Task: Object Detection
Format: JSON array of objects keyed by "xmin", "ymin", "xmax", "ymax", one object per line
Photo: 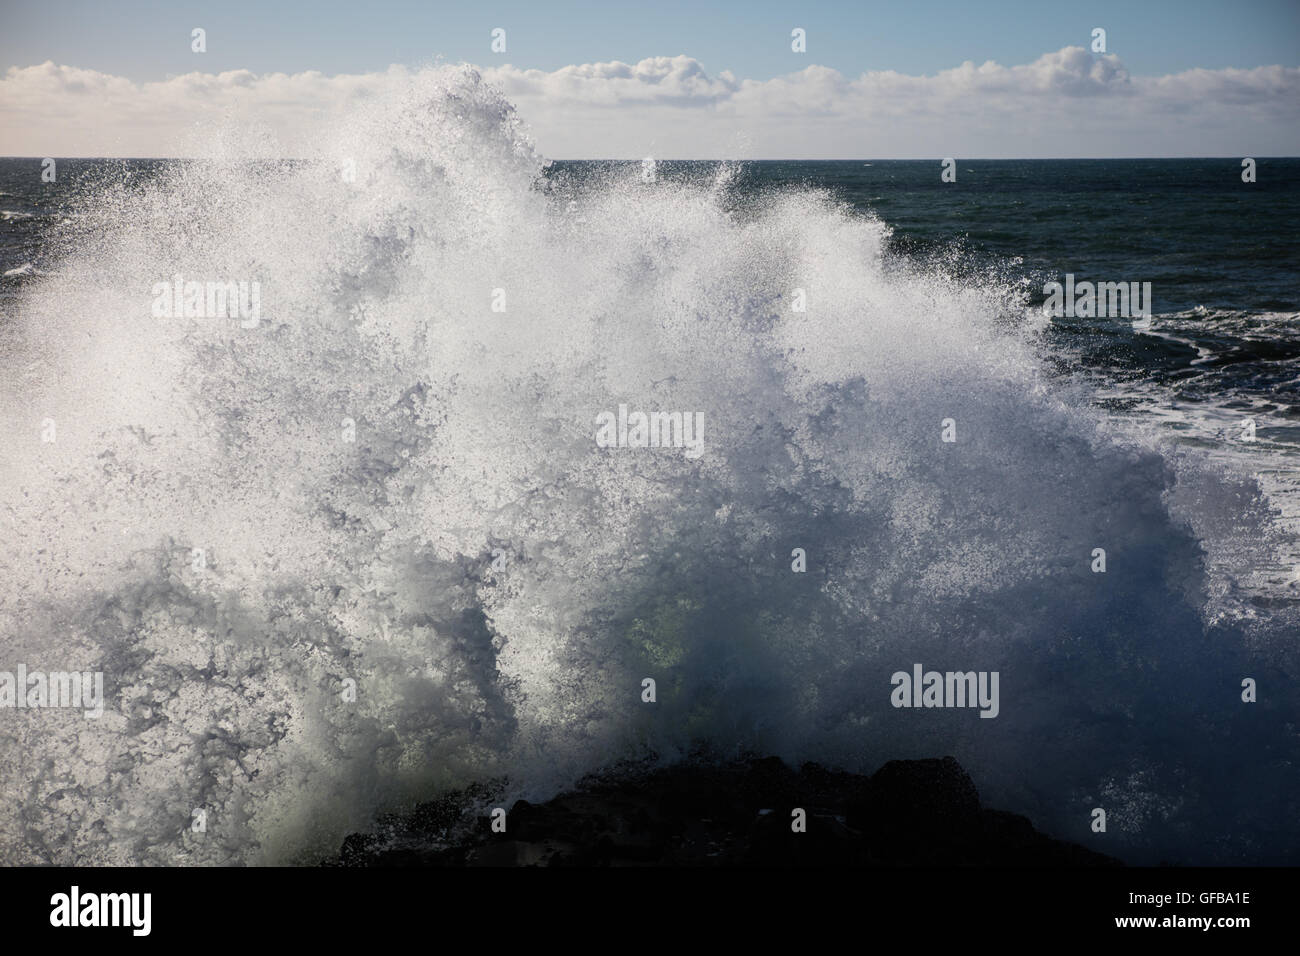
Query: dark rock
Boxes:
[
  {"xmin": 865, "ymin": 756, "xmax": 981, "ymax": 825},
  {"xmin": 329, "ymin": 755, "xmax": 1120, "ymax": 867}
]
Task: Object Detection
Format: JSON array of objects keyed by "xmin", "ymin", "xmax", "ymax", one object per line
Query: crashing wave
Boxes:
[{"xmin": 0, "ymin": 66, "xmax": 1296, "ymax": 866}]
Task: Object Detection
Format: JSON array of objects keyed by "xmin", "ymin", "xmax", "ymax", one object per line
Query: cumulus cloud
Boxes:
[{"xmin": 1, "ymin": 49, "xmax": 1297, "ymax": 158}]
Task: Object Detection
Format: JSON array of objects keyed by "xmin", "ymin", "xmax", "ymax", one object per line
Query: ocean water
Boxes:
[{"xmin": 0, "ymin": 66, "xmax": 1297, "ymax": 866}]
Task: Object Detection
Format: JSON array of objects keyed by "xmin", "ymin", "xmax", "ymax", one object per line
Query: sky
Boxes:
[{"xmin": 1, "ymin": 0, "xmax": 1298, "ymax": 158}]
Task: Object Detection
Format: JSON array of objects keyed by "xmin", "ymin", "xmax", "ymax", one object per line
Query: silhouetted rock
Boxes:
[{"xmin": 328, "ymin": 755, "xmax": 1120, "ymax": 867}]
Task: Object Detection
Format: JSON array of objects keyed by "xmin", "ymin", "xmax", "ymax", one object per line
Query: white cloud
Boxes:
[{"xmin": 1, "ymin": 49, "xmax": 1297, "ymax": 158}]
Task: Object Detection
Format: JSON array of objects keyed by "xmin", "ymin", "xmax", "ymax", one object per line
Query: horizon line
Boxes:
[{"xmin": 3, "ymin": 155, "xmax": 1298, "ymax": 162}]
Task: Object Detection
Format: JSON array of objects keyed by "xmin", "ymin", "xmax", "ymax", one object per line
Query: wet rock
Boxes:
[{"xmin": 331, "ymin": 755, "xmax": 1119, "ymax": 867}]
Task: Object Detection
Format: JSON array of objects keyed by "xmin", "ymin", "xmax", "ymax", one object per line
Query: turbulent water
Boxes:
[{"xmin": 1, "ymin": 66, "xmax": 1297, "ymax": 866}]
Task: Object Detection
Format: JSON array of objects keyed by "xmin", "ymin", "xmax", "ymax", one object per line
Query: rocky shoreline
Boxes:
[{"xmin": 331, "ymin": 755, "xmax": 1120, "ymax": 867}]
